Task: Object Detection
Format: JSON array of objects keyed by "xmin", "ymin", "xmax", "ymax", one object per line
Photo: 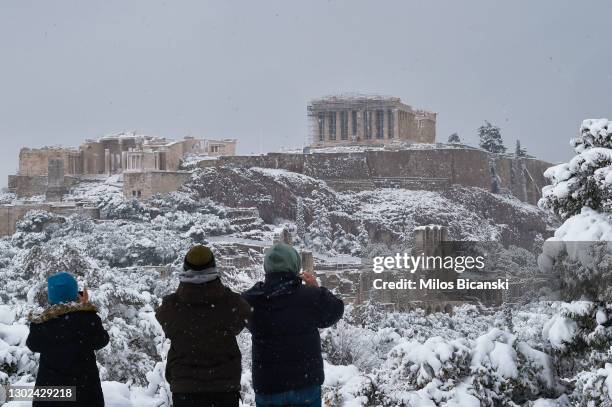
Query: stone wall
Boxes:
[
  {"xmin": 15, "ymin": 137, "xmax": 238, "ymax": 183},
  {"xmin": 0, "ymin": 203, "xmax": 100, "ymax": 236},
  {"xmin": 213, "ymin": 148, "xmax": 553, "ymax": 205},
  {"xmin": 8, "ymin": 175, "xmax": 79, "ymax": 198},
  {"xmin": 123, "ymin": 171, "xmax": 191, "ymax": 199},
  {"xmin": 18, "ymin": 148, "xmax": 81, "ymax": 176}
]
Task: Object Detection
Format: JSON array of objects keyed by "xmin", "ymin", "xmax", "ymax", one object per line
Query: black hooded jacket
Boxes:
[
  {"xmin": 155, "ymin": 279, "xmax": 251, "ymax": 394},
  {"xmin": 242, "ymin": 273, "xmax": 344, "ymax": 394},
  {"xmin": 26, "ymin": 302, "xmax": 110, "ymax": 407}
]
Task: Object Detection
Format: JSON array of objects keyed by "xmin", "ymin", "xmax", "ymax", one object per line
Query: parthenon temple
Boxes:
[{"xmin": 307, "ymin": 94, "xmax": 436, "ymax": 147}]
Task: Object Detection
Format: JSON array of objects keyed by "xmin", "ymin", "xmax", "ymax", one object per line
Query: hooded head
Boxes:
[
  {"xmin": 179, "ymin": 245, "xmax": 219, "ymax": 284},
  {"xmin": 47, "ymin": 272, "xmax": 79, "ymax": 305},
  {"xmin": 264, "ymin": 243, "xmax": 301, "ymax": 275}
]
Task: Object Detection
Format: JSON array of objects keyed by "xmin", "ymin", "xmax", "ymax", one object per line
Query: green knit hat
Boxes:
[
  {"xmin": 264, "ymin": 243, "xmax": 301, "ymax": 275},
  {"xmin": 184, "ymin": 245, "xmax": 216, "ymax": 271}
]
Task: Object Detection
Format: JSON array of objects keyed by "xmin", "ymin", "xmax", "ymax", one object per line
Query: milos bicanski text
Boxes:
[{"xmin": 371, "ymin": 253, "xmax": 509, "ymax": 291}]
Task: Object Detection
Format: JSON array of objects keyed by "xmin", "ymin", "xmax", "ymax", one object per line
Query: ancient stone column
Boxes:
[
  {"xmin": 328, "ymin": 111, "xmax": 336, "ymax": 141},
  {"xmin": 104, "ymin": 149, "xmax": 111, "ymax": 175},
  {"xmin": 121, "ymin": 151, "xmax": 127, "ymax": 171},
  {"xmin": 314, "ymin": 113, "xmax": 323, "ymax": 144},
  {"xmin": 371, "ymin": 110, "xmax": 379, "ymax": 140},
  {"xmin": 356, "ymin": 111, "xmax": 364, "ymax": 140},
  {"xmin": 383, "ymin": 109, "xmax": 389, "ymax": 139},
  {"xmin": 414, "ymin": 225, "xmax": 448, "ymax": 258},
  {"xmin": 321, "ymin": 112, "xmax": 329, "ymax": 144},
  {"xmin": 45, "ymin": 157, "xmax": 65, "ymax": 202},
  {"xmin": 336, "ymin": 111, "xmax": 342, "ymax": 142},
  {"xmin": 301, "ymin": 250, "xmax": 314, "ymax": 273},
  {"xmin": 393, "ymin": 109, "xmax": 400, "ymax": 140}
]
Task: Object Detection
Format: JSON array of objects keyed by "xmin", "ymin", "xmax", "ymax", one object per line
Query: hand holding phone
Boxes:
[
  {"xmin": 299, "ymin": 272, "xmax": 319, "ymax": 287},
  {"xmin": 78, "ymin": 287, "xmax": 89, "ymax": 304}
]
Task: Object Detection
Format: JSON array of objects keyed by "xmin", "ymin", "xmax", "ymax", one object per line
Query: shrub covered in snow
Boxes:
[{"xmin": 540, "ymin": 119, "xmax": 612, "ymax": 220}]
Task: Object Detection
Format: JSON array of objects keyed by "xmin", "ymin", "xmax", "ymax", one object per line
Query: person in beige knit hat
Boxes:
[{"xmin": 156, "ymin": 245, "xmax": 251, "ymax": 407}]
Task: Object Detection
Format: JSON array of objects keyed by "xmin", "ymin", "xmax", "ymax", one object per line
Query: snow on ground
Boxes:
[
  {"xmin": 0, "ymin": 162, "xmax": 609, "ymax": 405},
  {"xmin": 345, "ymin": 188, "xmax": 503, "ymax": 241},
  {"xmin": 538, "ymin": 207, "xmax": 612, "ymax": 273},
  {"xmin": 251, "ymin": 167, "xmax": 325, "ymax": 186},
  {"xmin": 550, "ymin": 207, "xmax": 612, "ymax": 242},
  {"xmin": 64, "ymin": 178, "xmax": 123, "ymax": 202}
]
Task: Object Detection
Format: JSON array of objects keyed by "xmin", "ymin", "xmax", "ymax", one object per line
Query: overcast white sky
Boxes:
[{"xmin": 1, "ymin": 0, "xmax": 612, "ymax": 187}]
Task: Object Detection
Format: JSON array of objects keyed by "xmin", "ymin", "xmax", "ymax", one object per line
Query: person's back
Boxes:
[
  {"xmin": 26, "ymin": 272, "xmax": 109, "ymax": 407},
  {"xmin": 156, "ymin": 245, "xmax": 251, "ymax": 407},
  {"xmin": 243, "ymin": 243, "xmax": 344, "ymax": 407}
]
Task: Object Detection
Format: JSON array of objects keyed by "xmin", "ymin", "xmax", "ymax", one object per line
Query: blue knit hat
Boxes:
[{"xmin": 47, "ymin": 272, "xmax": 78, "ymax": 305}]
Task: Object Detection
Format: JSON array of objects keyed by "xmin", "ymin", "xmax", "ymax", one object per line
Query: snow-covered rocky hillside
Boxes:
[{"xmin": 1, "ymin": 122, "xmax": 611, "ymax": 406}]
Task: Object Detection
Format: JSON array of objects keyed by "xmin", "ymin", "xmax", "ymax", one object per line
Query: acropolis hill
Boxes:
[{"xmin": 3, "ymin": 95, "xmax": 553, "ymax": 237}]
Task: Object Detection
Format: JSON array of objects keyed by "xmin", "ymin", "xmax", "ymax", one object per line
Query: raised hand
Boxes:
[{"xmin": 299, "ymin": 272, "xmax": 319, "ymax": 287}]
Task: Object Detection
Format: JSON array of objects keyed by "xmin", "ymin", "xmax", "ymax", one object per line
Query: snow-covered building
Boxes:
[{"xmin": 9, "ymin": 134, "xmax": 237, "ymax": 198}]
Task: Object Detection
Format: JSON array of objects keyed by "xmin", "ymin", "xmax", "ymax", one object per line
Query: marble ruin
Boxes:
[
  {"xmin": 9, "ymin": 134, "xmax": 237, "ymax": 199},
  {"xmin": 3, "ymin": 134, "xmax": 237, "ymax": 234},
  {"xmin": 307, "ymin": 94, "xmax": 436, "ymax": 147}
]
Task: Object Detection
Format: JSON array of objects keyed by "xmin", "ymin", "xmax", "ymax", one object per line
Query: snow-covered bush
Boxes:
[
  {"xmin": 98, "ymin": 194, "xmax": 150, "ymax": 221},
  {"xmin": 11, "ymin": 210, "xmax": 65, "ymax": 248},
  {"xmin": 307, "ymin": 205, "xmax": 333, "ymax": 252},
  {"xmin": 322, "ymin": 320, "xmax": 400, "ymax": 372},
  {"xmin": 470, "ymin": 328, "xmax": 557, "ymax": 406},
  {"xmin": 571, "ymin": 364, "xmax": 612, "ymax": 407},
  {"xmin": 332, "ymin": 224, "xmax": 360, "ymax": 255},
  {"xmin": 543, "ymin": 302, "xmax": 612, "ymax": 379},
  {"xmin": 379, "ymin": 336, "xmax": 471, "ymax": 390},
  {"xmin": 540, "ymin": 119, "xmax": 612, "ymax": 220}
]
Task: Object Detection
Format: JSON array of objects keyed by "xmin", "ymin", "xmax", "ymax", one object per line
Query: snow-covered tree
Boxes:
[
  {"xmin": 539, "ymin": 119, "xmax": 612, "ymax": 220},
  {"xmin": 295, "ymin": 197, "xmax": 306, "ymax": 241},
  {"xmin": 307, "ymin": 205, "xmax": 332, "ymax": 253},
  {"xmin": 478, "ymin": 121, "xmax": 506, "ymax": 153},
  {"xmin": 537, "ymin": 120, "xmax": 612, "ymax": 300},
  {"xmin": 357, "ymin": 223, "xmax": 369, "ymax": 250},
  {"xmin": 448, "ymin": 132, "xmax": 461, "ymax": 144},
  {"xmin": 331, "ymin": 224, "xmax": 360, "ymax": 255},
  {"xmin": 515, "ymin": 139, "xmax": 527, "ymax": 157}
]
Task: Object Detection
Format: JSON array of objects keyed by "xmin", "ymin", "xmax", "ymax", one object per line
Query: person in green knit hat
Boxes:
[
  {"xmin": 242, "ymin": 243, "xmax": 344, "ymax": 407},
  {"xmin": 156, "ymin": 245, "xmax": 251, "ymax": 407}
]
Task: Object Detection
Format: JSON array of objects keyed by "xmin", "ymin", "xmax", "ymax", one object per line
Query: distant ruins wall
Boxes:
[
  {"xmin": 8, "ymin": 175, "xmax": 79, "ymax": 198},
  {"xmin": 123, "ymin": 171, "xmax": 192, "ymax": 200},
  {"xmin": 20, "ymin": 137, "xmax": 239, "ymax": 178},
  {"xmin": 0, "ymin": 203, "xmax": 100, "ymax": 237},
  {"xmin": 19, "ymin": 148, "xmax": 82, "ymax": 176},
  {"xmin": 214, "ymin": 148, "xmax": 553, "ymax": 205}
]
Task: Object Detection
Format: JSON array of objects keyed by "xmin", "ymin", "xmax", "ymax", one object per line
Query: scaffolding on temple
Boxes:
[{"xmin": 306, "ymin": 93, "xmax": 436, "ymax": 148}]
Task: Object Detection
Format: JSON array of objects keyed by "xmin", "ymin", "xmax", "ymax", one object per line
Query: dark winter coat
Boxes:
[
  {"xmin": 242, "ymin": 272, "xmax": 344, "ymax": 395},
  {"xmin": 155, "ymin": 279, "xmax": 251, "ymax": 394},
  {"xmin": 26, "ymin": 302, "xmax": 110, "ymax": 407}
]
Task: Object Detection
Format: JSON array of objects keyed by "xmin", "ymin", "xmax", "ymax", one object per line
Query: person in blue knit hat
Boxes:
[
  {"xmin": 26, "ymin": 272, "xmax": 109, "ymax": 407},
  {"xmin": 47, "ymin": 271, "xmax": 79, "ymax": 304}
]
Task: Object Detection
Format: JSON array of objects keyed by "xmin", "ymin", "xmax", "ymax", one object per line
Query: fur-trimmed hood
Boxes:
[{"xmin": 28, "ymin": 302, "xmax": 99, "ymax": 324}]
